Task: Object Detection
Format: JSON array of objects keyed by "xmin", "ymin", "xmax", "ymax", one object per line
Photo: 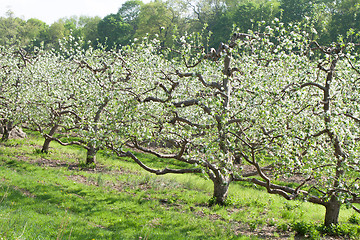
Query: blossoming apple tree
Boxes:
[
  {"xmin": 228, "ymin": 27, "xmax": 360, "ymax": 226},
  {"xmin": 0, "ymin": 47, "xmax": 33, "ymax": 141}
]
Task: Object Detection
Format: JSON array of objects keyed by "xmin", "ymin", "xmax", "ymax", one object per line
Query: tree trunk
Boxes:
[
  {"xmin": 86, "ymin": 143, "xmax": 97, "ymax": 165},
  {"xmin": 1, "ymin": 121, "xmax": 13, "ymax": 142},
  {"xmin": 212, "ymin": 178, "xmax": 230, "ymax": 205},
  {"xmin": 1, "ymin": 128, "xmax": 9, "ymax": 141},
  {"xmin": 324, "ymin": 195, "xmax": 341, "ymax": 226},
  {"xmin": 41, "ymin": 125, "xmax": 59, "ymax": 153}
]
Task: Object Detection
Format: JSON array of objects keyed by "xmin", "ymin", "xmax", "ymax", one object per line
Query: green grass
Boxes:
[{"xmin": 0, "ymin": 134, "xmax": 359, "ymax": 239}]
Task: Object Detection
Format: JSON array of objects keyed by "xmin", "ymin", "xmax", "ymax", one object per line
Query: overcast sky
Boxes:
[{"xmin": 0, "ymin": 0, "xmax": 150, "ymax": 25}]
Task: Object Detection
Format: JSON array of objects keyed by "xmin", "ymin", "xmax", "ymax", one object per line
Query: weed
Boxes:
[
  {"xmin": 56, "ymin": 210, "xmax": 71, "ymax": 240},
  {"xmin": 317, "ymin": 223, "xmax": 360, "ymax": 239},
  {"xmin": 291, "ymin": 221, "xmax": 321, "ymax": 240},
  {"xmin": 273, "ymin": 232, "xmax": 280, "ymax": 238},
  {"xmin": 252, "ymin": 199, "xmax": 267, "ymax": 208},
  {"xmin": 292, "ymin": 221, "xmax": 360, "ymax": 240},
  {"xmin": 248, "ymin": 221, "xmax": 258, "ymax": 231},
  {"xmin": 267, "ymin": 218, "xmax": 277, "ymax": 227},
  {"xmin": 277, "ymin": 223, "xmax": 289, "ymax": 232},
  {"xmin": 348, "ymin": 213, "xmax": 360, "ymax": 224},
  {"xmin": 208, "ymin": 196, "xmax": 218, "ymax": 206},
  {"xmin": 78, "ymin": 161, "xmax": 96, "ymax": 169},
  {"xmin": 140, "ymin": 174, "xmax": 151, "ymax": 185},
  {"xmin": 97, "ymin": 174, "xmax": 104, "ymax": 187},
  {"xmin": 0, "ymin": 185, "xmax": 9, "ymax": 204},
  {"xmin": 2, "ymin": 139, "xmax": 20, "ymax": 147},
  {"xmin": 33, "ymin": 149, "xmax": 44, "ymax": 154},
  {"xmin": 208, "ymin": 196, "xmax": 234, "ymax": 207}
]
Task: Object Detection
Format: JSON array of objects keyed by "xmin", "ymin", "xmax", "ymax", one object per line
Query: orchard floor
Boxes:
[{"xmin": 0, "ymin": 134, "xmax": 358, "ymax": 239}]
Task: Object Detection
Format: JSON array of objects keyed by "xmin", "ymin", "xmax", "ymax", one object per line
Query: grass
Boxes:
[{"xmin": 0, "ymin": 134, "xmax": 359, "ymax": 239}]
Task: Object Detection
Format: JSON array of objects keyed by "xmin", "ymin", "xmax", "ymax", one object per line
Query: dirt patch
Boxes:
[
  {"xmin": 0, "ymin": 178, "xmax": 36, "ymax": 198},
  {"xmin": 31, "ymin": 157, "xmax": 80, "ymax": 170},
  {"xmin": 22, "ymin": 156, "xmax": 132, "ymax": 176},
  {"xmin": 234, "ymin": 224, "xmax": 293, "ymax": 239},
  {"xmin": 67, "ymin": 174, "xmax": 89, "ymax": 185}
]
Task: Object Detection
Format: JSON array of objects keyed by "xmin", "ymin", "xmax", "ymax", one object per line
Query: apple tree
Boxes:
[
  {"xmin": 229, "ymin": 26, "xmax": 360, "ymax": 226},
  {"xmin": 105, "ymin": 33, "xmax": 288, "ymax": 205},
  {"xmin": 0, "ymin": 47, "xmax": 34, "ymax": 141},
  {"xmin": 42, "ymin": 40, "xmax": 133, "ymax": 165}
]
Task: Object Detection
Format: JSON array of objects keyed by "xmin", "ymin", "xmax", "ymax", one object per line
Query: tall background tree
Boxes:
[
  {"xmin": 97, "ymin": 13, "xmax": 132, "ymax": 49},
  {"xmin": 118, "ymin": 0, "xmax": 144, "ymax": 34},
  {"xmin": 329, "ymin": 0, "xmax": 360, "ymax": 41},
  {"xmin": 0, "ymin": 10, "xmax": 27, "ymax": 46},
  {"xmin": 135, "ymin": 1, "xmax": 179, "ymax": 47}
]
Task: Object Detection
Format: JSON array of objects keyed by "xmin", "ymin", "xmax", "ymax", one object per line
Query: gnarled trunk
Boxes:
[
  {"xmin": 1, "ymin": 125, "xmax": 9, "ymax": 141},
  {"xmin": 41, "ymin": 124, "xmax": 59, "ymax": 153},
  {"xmin": 86, "ymin": 143, "xmax": 97, "ymax": 165},
  {"xmin": 211, "ymin": 178, "xmax": 231, "ymax": 205},
  {"xmin": 1, "ymin": 121, "xmax": 13, "ymax": 142},
  {"xmin": 324, "ymin": 195, "xmax": 341, "ymax": 226},
  {"xmin": 41, "ymin": 138, "xmax": 52, "ymax": 153},
  {"xmin": 1, "ymin": 129, "xmax": 9, "ymax": 141}
]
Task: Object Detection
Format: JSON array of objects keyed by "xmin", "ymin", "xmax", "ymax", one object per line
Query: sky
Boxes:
[{"xmin": 0, "ymin": 0, "xmax": 149, "ymax": 25}]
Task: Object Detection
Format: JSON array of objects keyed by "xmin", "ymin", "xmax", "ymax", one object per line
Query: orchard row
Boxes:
[{"xmin": 1, "ymin": 22, "xmax": 360, "ymax": 226}]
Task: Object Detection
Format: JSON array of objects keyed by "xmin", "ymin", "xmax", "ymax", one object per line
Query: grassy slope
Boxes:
[{"xmin": 0, "ymin": 134, "xmax": 358, "ymax": 240}]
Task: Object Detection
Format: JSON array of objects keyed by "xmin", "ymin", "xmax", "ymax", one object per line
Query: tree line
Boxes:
[{"xmin": 1, "ymin": 0, "xmax": 360, "ymax": 50}]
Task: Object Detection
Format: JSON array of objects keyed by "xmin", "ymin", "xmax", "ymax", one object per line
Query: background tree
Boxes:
[
  {"xmin": 44, "ymin": 20, "xmax": 67, "ymax": 49},
  {"xmin": 2, "ymin": 0, "xmax": 360, "ymax": 49},
  {"xmin": 184, "ymin": 0, "xmax": 227, "ymax": 27},
  {"xmin": 22, "ymin": 18, "xmax": 48, "ymax": 48},
  {"xmin": 329, "ymin": 0, "xmax": 360, "ymax": 42},
  {"xmin": 0, "ymin": 10, "xmax": 26, "ymax": 46},
  {"xmin": 209, "ymin": 0, "xmax": 280, "ymax": 48},
  {"xmin": 97, "ymin": 13, "xmax": 132, "ymax": 49},
  {"xmin": 118, "ymin": 0, "xmax": 144, "ymax": 35},
  {"xmin": 62, "ymin": 16, "xmax": 85, "ymax": 40},
  {"xmin": 279, "ymin": 0, "xmax": 315, "ymax": 23},
  {"xmin": 135, "ymin": 1, "xmax": 179, "ymax": 47},
  {"xmin": 81, "ymin": 16, "xmax": 102, "ymax": 47}
]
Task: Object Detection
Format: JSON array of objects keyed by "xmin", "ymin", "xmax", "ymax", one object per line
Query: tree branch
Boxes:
[
  {"xmin": 300, "ymin": 82, "xmax": 326, "ymax": 92},
  {"xmin": 130, "ymin": 138, "xmax": 199, "ymax": 165},
  {"xmin": 352, "ymin": 205, "xmax": 360, "ymax": 213},
  {"xmin": 233, "ymin": 176, "xmax": 324, "ymax": 205},
  {"xmin": 44, "ymin": 134, "xmax": 89, "ymax": 150},
  {"xmin": 124, "ymin": 151, "xmax": 202, "ymax": 175},
  {"xmin": 57, "ymin": 110, "xmax": 82, "ymax": 121},
  {"xmin": 175, "ymin": 70, "xmax": 222, "ymax": 90},
  {"xmin": 344, "ymin": 113, "xmax": 360, "ymax": 123},
  {"xmin": 169, "ymin": 112, "xmax": 213, "ymax": 129},
  {"xmin": 172, "ymin": 99, "xmax": 212, "ymax": 114},
  {"xmin": 241, "ymin": 164, "xmax": 273, "ymax": 177}
]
